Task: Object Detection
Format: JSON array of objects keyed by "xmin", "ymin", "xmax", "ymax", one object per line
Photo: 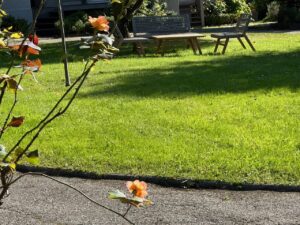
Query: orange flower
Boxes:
[
  {"xmin": 88, "ymin": 16, "xmax": 109, "ymax": 32},
  {"xmin": 21, "ymin": 59, "xmax": 42, "ymax": 73},
  {"xmin": 126, "ymin": 180, "xmax": 148, "ymax": 198},
  {"xmin": 9, "ymin": 41, "xmax": 41, "ymax": 57}
]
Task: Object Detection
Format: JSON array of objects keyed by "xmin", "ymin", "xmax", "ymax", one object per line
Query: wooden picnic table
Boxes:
[{"xmin": 151, "ymin": 32, "xmax": 205, "ymax": 56}]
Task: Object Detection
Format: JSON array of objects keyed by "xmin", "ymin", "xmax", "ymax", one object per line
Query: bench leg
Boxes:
[
  {"xmin": 138, "ymin": 42, "xmax": 146, "ymax": 56},
  {"xmin": 222, "ymin": 38, "xmax": 229, "ymax": 54},
  {"xmin": 214, "ymin": 38, "xmax": 220, "ymax": 53},
  {"xmin": 192, "ymin": 37, "xmax": 202, "ymax": 55},
  {"xmin": 156, "ymin": 39, "xmax": 165, "ymax": 56},
  {"xmin": 188, "ymin": 38, "xmax": 197, "ymax": 55},
  {"xmin": 244, "ymin": 35, "xmax": 256, "ymax": 52},
  {"xmin": 237, "ymin": 37, "xmax": 246, "ymax": 49},
  {"xmin": 133, "ymin": 43, "xmax": 142, "ymax": 56}
]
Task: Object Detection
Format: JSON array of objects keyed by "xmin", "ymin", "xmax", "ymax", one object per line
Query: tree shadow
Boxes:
[{"xmin": 80, "ymin": 50, "xmax": 300, "ymax": 98}]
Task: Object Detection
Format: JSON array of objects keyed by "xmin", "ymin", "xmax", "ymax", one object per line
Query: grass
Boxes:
[{"xmin": 1, "ymin": 32, "xmax": 300, "ymax": 185}]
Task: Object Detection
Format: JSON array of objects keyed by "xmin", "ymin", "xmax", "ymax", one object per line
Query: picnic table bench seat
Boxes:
[{"xmin": 132, "ymin": 15, "xmax": 205, "ymax": 56}]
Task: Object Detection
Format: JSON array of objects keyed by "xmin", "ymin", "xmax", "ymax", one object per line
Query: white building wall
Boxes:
[{"xmin": 2, "ymin": 0, "xmax": 33, "ymax": 23}]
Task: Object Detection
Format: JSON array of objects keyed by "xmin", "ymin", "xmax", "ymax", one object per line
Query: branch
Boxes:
[
  {"xmin": 123, "ymin": 205, "xmax": 132, "ymax": 217},
  {"xmin": 8, "ymin": 172, "xmax": 135, "ymax": 225},
  {"xmin": 2, "ymin": 59, "xmax": 91, "ymax": 162},
  {"xmin": 0, "ymin": 0, "xmax": 45, "ymax": 108},
  {"xmin": 14, "ymin": 59, "xmax": 97, "ymax": 163},
  {"xmin": 0, "ymin": 74, "xmax": 24, "ymax": 140}
]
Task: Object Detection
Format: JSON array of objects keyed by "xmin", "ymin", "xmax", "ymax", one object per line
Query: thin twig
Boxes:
[
  {"xmin": 0, "ymin": 74, "xmax": 24, "ymax": 140},
  {"xmin": 0, "ymin": 0, "xmax": 45, "ymax": 109},
  {"xmin": 123, "ymin": 205, "xmax": 132, "ymax": 217},
  {"xmin": 2, "ymin": 59, "xmax": 91, "ymax": 162},
  {"xmin": 15, "ymin": 59, "xmax": 97, "ymax": 162},
  {"xmin": 9, "ymin": 172, "xmax": 135, "ymax": 225}
]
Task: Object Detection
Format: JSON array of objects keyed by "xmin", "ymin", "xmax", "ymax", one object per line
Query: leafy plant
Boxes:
[
  {"xmin": 205, "ymin": 0, "xmax": 251, "ymax": 25},
  {"xmin": 136, "ymin": 0, "xmax": 173, "ymax": 16},
  {"xmin": 55, "ymin": 11, "xmax": 90, "ymax": 35},
  {"xmin": 205, "ymin": 0, "xmax": 227, "ymax": 15},
  {"xmin": 225, "ymin": 0, "xmax": 251, "ymax": 14},
  {"xmin": 0, "ymin": 15, "xmax": 29, "ymax": 34},
  {"xmin": 278, "ymin": 1, "xmax": 300, "ymax": 29},
  {"xmin": 247, "ymin": 0, "xmax": 274, "ymax": 19},
  {"xmin": 264, "ymin": 1, "xmax": 280, "ymax": 21},
  {"xmin": 205, "ymin": 13, "xmax": 239, "ymax": 26}
]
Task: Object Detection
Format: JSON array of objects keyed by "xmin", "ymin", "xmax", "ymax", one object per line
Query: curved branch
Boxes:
[
  {"xmin": 9, "ymin": 172, "xmax": 135, "ymax": 225},
  {"xmin": 14, "ymin": 60, "xmax": 96, "ymax": 163},
  {"xmin": 2, "ymin": 59, "xmax": 91, "ymax": 162},
  {"xmin": 0, "ymin": 0, "xmax": 45, "ymax": 108},
  {"xmin": 0, "ymin": 74, "xmax": 24, "ymax": 140}
]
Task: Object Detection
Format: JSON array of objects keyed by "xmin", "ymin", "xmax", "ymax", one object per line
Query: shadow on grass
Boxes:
[{"xmin": 80, "ymin": 50, "xmax": 300, "ymax": 98}]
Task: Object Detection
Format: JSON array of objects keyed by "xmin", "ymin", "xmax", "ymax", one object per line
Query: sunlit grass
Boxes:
[{"xmin": 1, "ymin": 33, "xmax": 300, "ymax": 185}]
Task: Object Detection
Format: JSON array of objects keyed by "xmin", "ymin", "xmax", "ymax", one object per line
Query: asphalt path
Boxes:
[{"xmin": 0, "ymin": 174, "xmax": 300, "ymax": 225}]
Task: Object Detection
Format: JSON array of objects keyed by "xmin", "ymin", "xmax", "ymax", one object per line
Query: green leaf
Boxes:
[
  {"xmin": 108, "ymin": 190, "xmax": 127, "ymax": 199},
  {"xmin": 25, "ymin": 150, "xmax": 40, "ymax": 165},
  {"xmin": 0, "ymin": 162, "xmax": 16, "ymax": 171},
  {"xmin": 108, "ymin": 190, "xmax": 153, "ymax": 207}
]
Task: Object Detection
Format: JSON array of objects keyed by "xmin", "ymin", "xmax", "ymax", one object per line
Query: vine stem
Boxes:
[
  {"xmin": 2, "ymin": 59, "xmax": 91, "ymax": 162},
  {"xmin": 0, "ymin": 0, "xmax": 45, "ymax": 109},
  {"xmin": 8, "ymin": 172, "xmax": 135, "ymax": 225},
  {"xmin": 0, "ymin": 74, "xmax": 24, "ymax": 140},
  {"xmin": 14, "ymin": 59, "xmax": 96, "ymax": 163}
]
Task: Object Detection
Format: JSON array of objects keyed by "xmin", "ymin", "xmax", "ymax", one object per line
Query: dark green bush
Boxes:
[
  {"xmin": 0, "ymin": 16, "xmax": 29, "ymax": 33},
  {"xmin": 205, "ymin": 0, "xmax": 227, "ymax": 15},
  {"xmin": 136, "ymin": 0, "xmax": 173, "ymax": 16},
  {"xmin": 205, "ymin": 13, "xmax": 240, "ymax": 26},
  {"xmin": 205, "ymin": 0, "xmax": 251, "ymax": 25},
  {"xmin": 206, "ymin": 0, "xmax": 251, "ymax": 15},
  {"xmin": 248, "ymin": 0, "xmax": 274, "ymax": 19},
  {"xmin": 225, "ymin": 0, "xmax": 251, "ymax": 14},
  {"xmin": 278, "ymin": 5, "xmax": 300, "ymax": 29},
  {"xmin": 55, "ymin": 11, "xmax": 90, "ymax": 35}
]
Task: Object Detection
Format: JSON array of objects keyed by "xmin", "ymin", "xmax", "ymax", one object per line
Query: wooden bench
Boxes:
[
  {"xmin": 132, "ymin": 15, "xmax": 205, "ymax": 56},
  {"xmin": 112, "ymin": 25, "xmax": 150, "ymax": 56}
]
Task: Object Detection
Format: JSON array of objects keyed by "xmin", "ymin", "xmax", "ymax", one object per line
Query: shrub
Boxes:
[
  {"xmin": 278, "ymin": 4, "xmax": 300, "ymax": 29},
  {"xmin": 225, "ymin": 0, "xmax": 251, "ymax": 14},
  {"xmin": 136, "ymin": 0, "xmax": 173, "ymax": 16},
  {"xmin": 248, "ymin": 0, "xmax": 274, "ymax": 19},
  {"xmin": 0, "ymin": 16, "xmax": 29, "ymax": 33},
  {"xmin": 205, "ymin": 13, "xmax": 240, "ymax": 26},
  {"xmin": 55, "ymin": 11, "xmax": 90, "ymax": 35},
  {"xmin": 264, "ymin": 1, "xmax": 280, "ymax": 21},
  {"xmin": 205, "ymin": 0, "xmax": 251, "ymax": 25},
  {"xmin": 205, "ymin": 0, "xmax": 227, "ymax": 15}
]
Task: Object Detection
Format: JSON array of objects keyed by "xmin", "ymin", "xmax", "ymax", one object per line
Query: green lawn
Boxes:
[{"xmin": 1, "ymin": 32, "xmax": 300, "ymax": 185}]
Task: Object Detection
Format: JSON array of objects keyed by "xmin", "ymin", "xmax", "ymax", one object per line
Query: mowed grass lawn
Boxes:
[{"xmin": 1, "ymin": 32, "xmax": 300, "ymax": 185}]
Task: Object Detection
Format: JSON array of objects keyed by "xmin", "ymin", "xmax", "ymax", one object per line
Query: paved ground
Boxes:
[{"xmin": 0, "ymin": 174, "xmax": 300, "ymax": 225}]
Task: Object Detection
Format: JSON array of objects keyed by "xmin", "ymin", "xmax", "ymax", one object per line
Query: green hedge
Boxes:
[
  {"xmin": 205, "ymin": 13, "xmax": 240, "ymax": 26},
  {"xmin": 278, "ymin": 5, "xmax": 300, "ymax": 29},
  {"xmin": 0, "ymin": 16, "xmax": 29, "ymax": 33}
]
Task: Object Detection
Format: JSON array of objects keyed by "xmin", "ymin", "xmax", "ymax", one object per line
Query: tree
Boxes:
[{"xmin": 113, "ymin": 0, "xmax": 145, "ymax": 37}]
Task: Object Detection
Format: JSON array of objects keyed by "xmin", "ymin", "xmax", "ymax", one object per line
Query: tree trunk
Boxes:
[{"xmin": 117, "ymin": 0, "xmax": 144, "ymax": 37}]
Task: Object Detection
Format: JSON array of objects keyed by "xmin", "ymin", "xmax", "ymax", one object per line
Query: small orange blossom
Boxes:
[
  {"xmin": 88, "ymin": 16, "xmax": 109, "ymax": 32},
  {"xmin": 126, "ymin": 180, "xmax": 148, "ymax": 198}
]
